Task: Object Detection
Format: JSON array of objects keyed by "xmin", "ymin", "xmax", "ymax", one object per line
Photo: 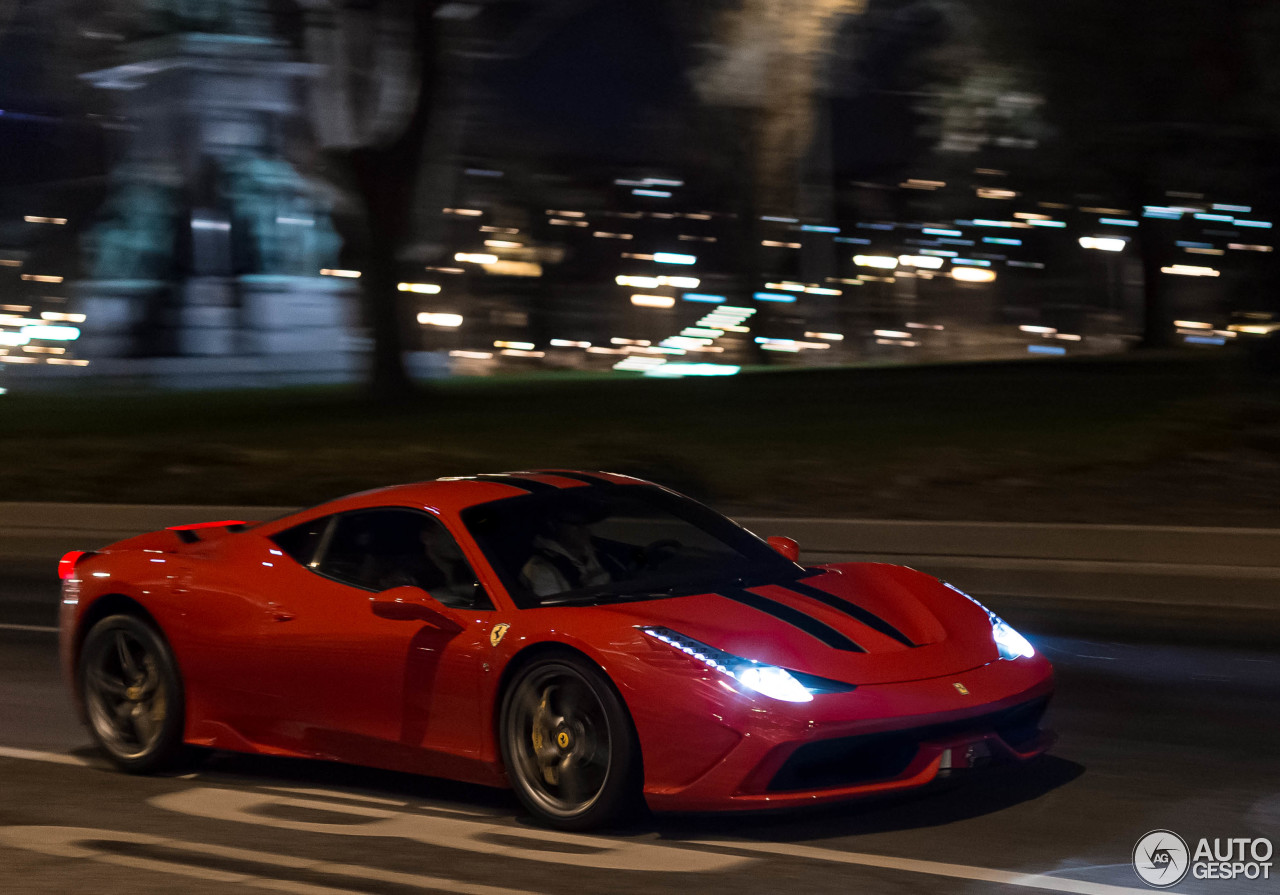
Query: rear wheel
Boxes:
[
  {"xmin": 500, "ymin": 655, "xmax": 640, "ymax": 830},
  {"xmin": 79, "ymin": 613, "xmax": 186, "ymax": 773}
]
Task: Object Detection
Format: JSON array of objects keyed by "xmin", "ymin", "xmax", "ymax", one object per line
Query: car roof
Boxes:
[{"xmin": 259, "ymin": 470, "xmax": 653, "ymax": 529}]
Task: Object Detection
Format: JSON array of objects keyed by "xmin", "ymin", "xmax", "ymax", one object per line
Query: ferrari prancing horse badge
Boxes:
[{"xmin": 490, "ymin": 623, "xmax": 510, "ymax": 647}]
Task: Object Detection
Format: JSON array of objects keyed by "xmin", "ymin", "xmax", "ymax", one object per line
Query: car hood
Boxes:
[{"xmin": 590, "ymin": 563, "xmax": 1003, "ymax": 686}]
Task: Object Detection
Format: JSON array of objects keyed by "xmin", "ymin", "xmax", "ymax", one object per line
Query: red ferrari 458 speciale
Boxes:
[{"xmin": 59, "ymin": 471, "xmax": 1054, "ymax": 829}]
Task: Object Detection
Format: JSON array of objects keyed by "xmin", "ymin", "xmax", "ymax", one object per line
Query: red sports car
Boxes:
[{"xmin": 59, "ymin": 471, "xmax": 1054, "ymax": 829}]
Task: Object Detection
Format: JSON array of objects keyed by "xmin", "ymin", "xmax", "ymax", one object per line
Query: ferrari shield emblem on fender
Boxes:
[
  {"xmin": 489, "ymin": 623, "xmax": 510, "ymax": 647},
  {"xmin": 953, "ymin": 682, "xmax": 970, "ymax": 695}
]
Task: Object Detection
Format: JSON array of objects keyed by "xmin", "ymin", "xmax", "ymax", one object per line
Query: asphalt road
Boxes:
[{"xmin": 1, "ymin": 567, "xmax": 1278, "ymax": 895}]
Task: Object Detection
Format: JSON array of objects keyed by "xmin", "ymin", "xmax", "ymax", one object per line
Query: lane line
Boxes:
[
  {"xmin": 261, "ymin": 785, "xmax": 499, "ymax": 817},
  {"xmin": 0, "ymin": 746, "xmax": 94, "ymax": 767},
  {"xmin": 689, "ymin": 839, "xmax": 1152, "ymax": 895},
  {"xmin": 0, "ymin": 743, "xmax": 1152, "ymax": 894},
  {"xmin": 0, "ymin": 748, "xmax": 498, "ymax": 818},
  {"xmin": 0, "ymin": 622, "xmax": 58, "ymax": 633},
  {"xmin": 0, "ymin": 826, "xmax": 539, "ymax": 895}
]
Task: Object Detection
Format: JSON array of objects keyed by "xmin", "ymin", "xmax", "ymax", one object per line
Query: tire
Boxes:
[
  {"xmin": 79, "ymin": 613, "xmax": 187, "ymax": 774},
  {"xmin": 499, "ymin": 654, "xmax": 640, "ymax": 830}
]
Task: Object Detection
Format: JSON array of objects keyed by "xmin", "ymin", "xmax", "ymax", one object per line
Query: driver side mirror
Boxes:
[
  {"xmin": 766, "ymin": 536, "xmax": 800, "ymax": 563},
  {"xmin": 370, "ymin": 585, "xmax": 464, "ymax": 631}
]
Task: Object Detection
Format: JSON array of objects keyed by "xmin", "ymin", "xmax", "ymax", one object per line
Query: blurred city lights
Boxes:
[
  {"xmin": 1079, "ymin": 237, "xmax": 1127, "ymax": 252},
  {"xmin": 657, "ymin": 275, "xmax": 700, "ymax": 288},
  {"xmin": 20, "ymin": 274, "xmax": 63, "ymax": 283},
  {"xmin": 753, "ymin": 292, "xmax": 797, "ymax": 303},
  {"xmin": 899, "ymin": 255, "xmax": 944, "ymax": 269},
  {"xmin": 482, "ymin": 260, "xmax": 542, "ymax": 277},
  {"xmin": 417, "ymin": 313, "xmax": 463, "ymax": 327},
  {"xmin": 24, "ymin": 216, "xmax": 67, "ymax": 225},
  {"xmin": 653, "ymin": 252, "xmax": 696, "ymax": 265},
  {"xmin": 20, "ymin": 325, "xmax": 80, "ymax": 341},
  {"xmin": 320, "ymin": 269, "xmax": 361, "ymax": 278},
  {"xmin": 854, "ymin": 255, "xmax": 899, "ymax": 269},
  {"xmin": 631, "ymin": 294, "xmax": 675, "ymax": 308},
  {"xmin": 398, "ymin": 282, "xmax": 441, "ymax": 294},
  {"xmin": 616, "ymin": 275, "xmax": 659, "ymax": 288},
  {"xmin": 1161, "ymin": 264, "xmax": 1220, "ymax": 277},
  {"xmin": 454, "ymin": 253, "xmax": 498, "ymax": 264},
  {"xmin": 952, "ymin": 268, "xmax": 997, "ymax": 283}
]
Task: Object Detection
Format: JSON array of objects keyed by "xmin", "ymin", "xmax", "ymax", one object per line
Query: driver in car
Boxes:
[{"xmin": 520, "ymin": 511, "xmax": 612, "ymax": 597}]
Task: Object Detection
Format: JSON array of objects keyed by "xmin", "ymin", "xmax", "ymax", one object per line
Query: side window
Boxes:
[
  {"xmin": 270, "ymin": 516, "xmax": 332, "ymax": 566},
  {"xmin": 316, "ymin": 509, "xmax": 491, "ymax": 609}
]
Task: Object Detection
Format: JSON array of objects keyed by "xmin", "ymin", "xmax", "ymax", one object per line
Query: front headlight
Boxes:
[
  {"xmin": 640, "ymin": 626, "xmax": 855, "ymax": 703},
  {"xmin": 942, "ymin": 582, "xmax": 1036, "ymax": 661},
  {"xmin": 991, "ymin": 617, "xmax": 1035, "ymax": 660}
]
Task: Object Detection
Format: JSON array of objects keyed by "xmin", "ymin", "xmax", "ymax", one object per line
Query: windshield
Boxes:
[{"xmin": 460, "ymin": 485, "xmax": 802, "ymax": 608}]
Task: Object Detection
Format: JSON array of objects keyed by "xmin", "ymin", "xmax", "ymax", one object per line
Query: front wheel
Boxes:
[
  {"xmin": 79, "ymin": 613, "xmax": 186, "ymax": 773},
  {"xmin": 499, "ymin": 655, "xmax": 640, "ymax": 830}
]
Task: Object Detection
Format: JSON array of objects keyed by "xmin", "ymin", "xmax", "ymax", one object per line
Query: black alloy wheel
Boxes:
[
  {"xmin": 500, "ymin": 654, "xmax": 640, "ymax": 830},
  {"xmin": 79, "ymin": 613, "xmax": 186, "ymax": 773}
]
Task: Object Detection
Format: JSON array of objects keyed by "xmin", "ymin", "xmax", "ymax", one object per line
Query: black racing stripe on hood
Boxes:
[
  {"xmin": 718, "ymin": 588, "xmax": 866, "ymax": 652},
  {"xmin": 469, "ymin": 474, "xmax": 560, "ymax": 493},
  {"xmin": 781, "ymin": 581, "xmax": 917, "ymax": 648}
]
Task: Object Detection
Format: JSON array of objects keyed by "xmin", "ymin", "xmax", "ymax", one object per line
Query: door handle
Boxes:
[{"xmin": 266, "ymin": 602, "xmax": 295, "ymax": 622}]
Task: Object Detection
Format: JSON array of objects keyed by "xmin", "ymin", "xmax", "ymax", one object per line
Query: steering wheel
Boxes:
[{"xmin": 635, "ymin": 538, "xmax": 683, "ymax": 570}]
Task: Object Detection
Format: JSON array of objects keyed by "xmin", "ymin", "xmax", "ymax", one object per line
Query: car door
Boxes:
[{"xmin": 250, "ymin": 507, "xmax": 495, "ymax": 768}]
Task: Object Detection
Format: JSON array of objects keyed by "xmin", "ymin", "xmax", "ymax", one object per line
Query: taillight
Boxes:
[{"xmin": 58, "ymin": 550, "xmax": 92, "ymax": 580}]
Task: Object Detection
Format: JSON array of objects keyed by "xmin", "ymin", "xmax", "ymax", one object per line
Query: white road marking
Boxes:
[
  {"xmin": 0, "ymin": 825, "xmax": 537, "ymax": 895},
  {"xmin": 259, "ymin": 785, "xmax": 497, "ymax": 816},
  {"xmin": 0, "ymin": 746, "xmax": 94, "ymax": 767},
  {"xmin": 0, "ymin": 746, "xmax": 1155, "ymax": 893},
  {"xmin": 689, "ymin": 839, "xmax": 1153, "ymax": 895},
  {"xmin": 151, "ymin": 787, "xmax": 750, "ymax": 873},
  {"xmin": 0, "ymin": 622, "xmax": 58, "ymax": 633}
]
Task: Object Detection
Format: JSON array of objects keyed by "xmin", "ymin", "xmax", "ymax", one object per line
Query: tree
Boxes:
[
  {"xmin": 295, "ymin": 0, "xmax": 442, "ymax": 401},
  {"xmin": 969, "ymin": 0, "xmax": 1280, "ymax": 347}
]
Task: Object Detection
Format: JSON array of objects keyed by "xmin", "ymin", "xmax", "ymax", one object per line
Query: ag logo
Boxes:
[
  {"xmin": 1133, "ymin": 829, "xmax": 1190, "ymax": 888},
  {"xmin": 489, "ymin": 623, "xmax": 510, "ymax": 647},
  {"xmin": 953, "ymin": 682, "xmax": 970, "ymax": 695}
]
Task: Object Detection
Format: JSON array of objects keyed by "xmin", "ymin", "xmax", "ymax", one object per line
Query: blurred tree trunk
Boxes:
[{"xmin": 302, "ymin": 0, "xmax": 440, "ymax": 403}]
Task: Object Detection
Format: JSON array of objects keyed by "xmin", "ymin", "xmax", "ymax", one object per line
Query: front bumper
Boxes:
[{"xmin": 640, "ymin": 656, "xmax": 1054, "ymax": 813}]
